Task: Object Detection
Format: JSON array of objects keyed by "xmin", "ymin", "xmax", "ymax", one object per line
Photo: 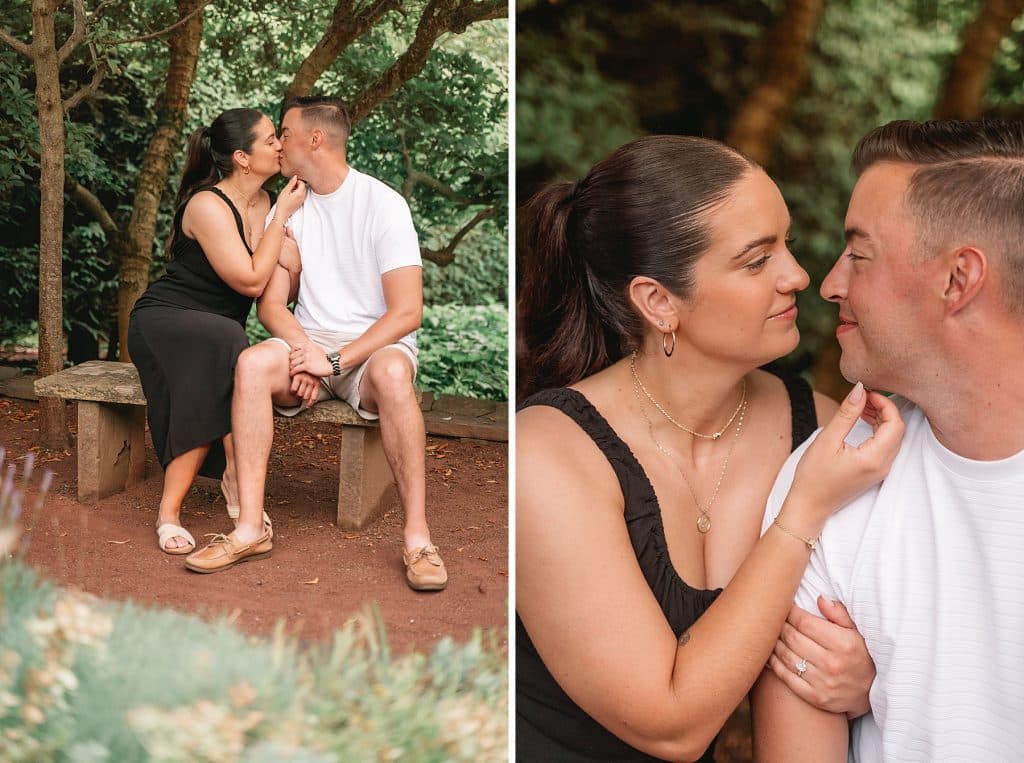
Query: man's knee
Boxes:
[
  {"xmin": 235, "ymin": 343, "xmax": 288, "ymax": 390},
  {"xmin": 364, "ymin": 353, "xmax": 416, "ymax": 409}
]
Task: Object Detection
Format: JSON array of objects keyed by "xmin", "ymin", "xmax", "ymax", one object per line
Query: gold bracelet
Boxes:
[{"xmin": 773, "ymin": 518, "xmax": 818, "ymax": 550}]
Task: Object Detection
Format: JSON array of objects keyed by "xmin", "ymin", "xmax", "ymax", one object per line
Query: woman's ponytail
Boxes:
[{"xmin": 518, "ymin": 179, "xmax": 621, "ymax": 400}]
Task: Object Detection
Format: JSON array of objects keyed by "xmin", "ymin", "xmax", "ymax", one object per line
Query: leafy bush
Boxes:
[
  {"xmin": 417, "ymin": 304, "xmax": 507, "ymax": 402},
  {"xmin": 0, "ymin": 563, "xmax": 506, "ymax": 763},
  {"xmin": 243, "ymin": 303, "xmax": 508, "ymax": 402}
]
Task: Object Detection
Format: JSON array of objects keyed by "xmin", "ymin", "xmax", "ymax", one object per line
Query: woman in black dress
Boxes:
[
  {"xmin": 128, "ymin": 108, "xmax": 307, "ymax": 557},
  {"xmin": 516, "ymin": 136, "xmax": 903, "ymax": 761}
]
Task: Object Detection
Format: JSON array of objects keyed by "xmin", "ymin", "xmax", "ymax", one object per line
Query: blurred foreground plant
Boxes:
[
  {"xmin": 0, "ymin": 448, "xmax": 54, "ymax": 558},
  {"xmin": 0, "ymin": 565, "xmax": 507, "ymax": 762}
]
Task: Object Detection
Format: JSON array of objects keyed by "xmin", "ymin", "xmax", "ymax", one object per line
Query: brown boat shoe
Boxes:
[
  {"xmin": 184, "ymin": 527, "xmax": 272, "ymax": 574},
  {"xmin": 403, "ymin": 544, "xmax": 448, "ymax": 591}
]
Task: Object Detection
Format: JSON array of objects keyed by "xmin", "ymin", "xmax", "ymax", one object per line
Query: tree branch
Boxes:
[
  {"xmin": 57, "ymin": 0, "xmax": 87, "ymax": 64},
  {"xmin": 350, "ymin": 0, "xmax": 508, "ymax": 123},
  {"xmin": 88, "ymin": 0, "xmax": 118, "ymax": 23},
  {"xmin": 421, "ymin": 205, "xmax": 496, "ymax": 266},
  {"xmin": 447, "ymin": 0, "xmax": 507, "ymax": 30},
  {"xmin": 397, "ymin": 124, "xmax": 474, "ymax": 204},
  {"xmin": 100, "ymin": 0, "xmax": 212, "ymax": 45},
  {"xmin": 25, "ymin": 144, "xmax": 121, "ymax": 240},
  {"xmin": 63, "ymin": 45, "xmax": 107, "ymax": 111},
  {"xmin": 0, "ymin": 28, "xmax": 32, "ymax": 58},
  {"xmin": 65, "ymin": 175, "xmax": 120, "ymax": 240},
  {"xmin": 285, "ymin": 0, "xmax": 400, "ymax": 98}
]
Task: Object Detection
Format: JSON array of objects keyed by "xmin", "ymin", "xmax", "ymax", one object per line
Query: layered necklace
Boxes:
[
  {"xmin": 629, "ymin": 351, "xmax": 748, "ymax": 534},
  {"xmin": 222, "ymin": 179, "xmax": 258, "ymax": 245}
]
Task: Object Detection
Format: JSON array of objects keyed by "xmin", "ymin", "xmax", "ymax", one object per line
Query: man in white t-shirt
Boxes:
[
  {"xmin": 753, "ymin": 120, "xmax": 1024, "ymax": 761},
  {"xmin": 189, "ymin": 95, "xmax": 446, "ymax": 590}
]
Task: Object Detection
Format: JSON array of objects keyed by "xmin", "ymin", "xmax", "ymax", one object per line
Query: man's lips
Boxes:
[
  {"xmin": 837, "ymin": 316, "xmax": 858, "ymax": 335},
  {"xmin": 768, "ymin": 303, "xmax": 797, "ymax": 320}
]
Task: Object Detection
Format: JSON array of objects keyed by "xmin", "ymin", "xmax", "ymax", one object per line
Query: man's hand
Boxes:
[
  {"xmin": 289, "ymin": 371, "xmax": 321, "ymax": 409},
  {"xmin": 767, "ymin": 596, "xmax": 875, "ymax": 719},
  {"xmin": 289, "ymin": 340, "xmax": 334, "ymax": 378}
]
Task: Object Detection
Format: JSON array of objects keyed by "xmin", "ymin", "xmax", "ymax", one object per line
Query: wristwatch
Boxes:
[{"xmin": 326, "ymin": 351, "xmax": 342, "ymax": 376}]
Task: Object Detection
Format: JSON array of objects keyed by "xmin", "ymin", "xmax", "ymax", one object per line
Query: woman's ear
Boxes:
[
  {"xmin": 942, "ymin": 246, "xmax": 986, "ymax": 315},
  {"xmin": 628, "ymin": 276, "xmax": 679, "ymax": 333}
]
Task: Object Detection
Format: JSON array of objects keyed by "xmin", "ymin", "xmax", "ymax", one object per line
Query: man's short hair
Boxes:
[
  {"xmin": 282, "ymin": 95, "xmax": 352, "ymax": 148},
  {"xmin": 853, "ymin": 119, "xmax": 1024, "ymax": 312}
]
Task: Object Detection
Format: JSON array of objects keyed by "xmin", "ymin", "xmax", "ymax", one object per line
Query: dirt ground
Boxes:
[{"xmin": 0, "ymin": 397, "xmax": 508, "ymax": 655}]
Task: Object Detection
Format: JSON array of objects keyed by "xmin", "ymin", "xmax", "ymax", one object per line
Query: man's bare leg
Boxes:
[
  {"xmin": 229, "ymin": 341, "xmax": 300, "ymax": 543},
  {"xmin": 358, "ymin": 349, "xmax": 431, "ymax": 551}
]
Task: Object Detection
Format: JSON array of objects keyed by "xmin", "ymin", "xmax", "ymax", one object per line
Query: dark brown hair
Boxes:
[
  {"xmin": 174, "ymin": 108, "xmax": 265, "ymax": 216},
  {"xmin": 281, "ymin": 95, "xmax": 352, "ymax": 147},
  {"xmin": 853, "ymin": 119, "xmax": 1024, "ymax": 311},
  {"xmin": 517, "ymin": 135, "xmax": 756, "ymax": 400}
]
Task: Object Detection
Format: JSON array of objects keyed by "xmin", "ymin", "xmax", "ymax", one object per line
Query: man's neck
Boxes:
[
  {"xmin": 914, "ymin": 331, "xmax": 1024, "ymax": 460},
  {"xmin": 305, "ymin": 159, "xmax": 350, "ymax": 196}
]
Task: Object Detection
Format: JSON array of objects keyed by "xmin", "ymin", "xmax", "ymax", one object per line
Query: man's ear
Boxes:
[
  {"xmin": 310, "ymin": 128, "xmax": 324, "ymax": 150},
  {"xmin": 628, "ymin": 276, "xmax": 679, "ymax": 334},
  {"xmin": 943, "ymin": 246, "xmax": 987, "ymax": 315}
]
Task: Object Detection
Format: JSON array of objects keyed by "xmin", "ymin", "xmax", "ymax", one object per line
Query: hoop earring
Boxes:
[
  {"xmin": 662, "ymin": 331, "xmax": 676, "ymax": 358},
  {"xmin": 242, "ymin": 165, "xmax": 250, "ymax": 175}
]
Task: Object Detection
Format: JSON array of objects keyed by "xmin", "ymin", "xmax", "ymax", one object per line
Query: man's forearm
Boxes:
[
  {"xmin": 334, "ymin": 308, "xmax": 420, "ymax": 370},
  {"xmin": 258, "ymin": 303, "xmax": 309, "ymax": 348}
]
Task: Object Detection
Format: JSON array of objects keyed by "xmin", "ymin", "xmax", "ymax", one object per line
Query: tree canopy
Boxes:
[
  {"xmin": 1, "ymin": 0, "xmax": 508, "ymax": 441},
  {"xmin": 517, "ymin": 0, "xmax": 1024, "ymax": 397}
]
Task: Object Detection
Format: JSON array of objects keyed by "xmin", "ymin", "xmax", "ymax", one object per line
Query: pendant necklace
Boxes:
[{"xmin": 630, "ymin": 358, "xmax": 748, "ymax": 534}]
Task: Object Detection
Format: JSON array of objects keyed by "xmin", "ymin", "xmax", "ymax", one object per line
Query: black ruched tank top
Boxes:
[{"xmin": 515, "ymin": 372, "xmax": 818, "ymax": 762}]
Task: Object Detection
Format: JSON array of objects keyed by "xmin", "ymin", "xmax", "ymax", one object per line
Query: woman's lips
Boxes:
[{"xmin": 768, "ymin": 304, "xmax": 797, "ymax": 320}]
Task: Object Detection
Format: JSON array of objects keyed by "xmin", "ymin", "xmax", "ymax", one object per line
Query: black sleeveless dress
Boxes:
[
  {"xmin": 516, "ymin": 374, "xmax": 818, "ymax": 762},
  {"xmin": 127, "ymin": 187, "xmax": 254, "ymax": 479}
]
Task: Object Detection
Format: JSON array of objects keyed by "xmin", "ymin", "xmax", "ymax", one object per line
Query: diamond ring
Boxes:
[{"xmin": 795, "ymin": 658, "xmax": 808, "ymax": 678}]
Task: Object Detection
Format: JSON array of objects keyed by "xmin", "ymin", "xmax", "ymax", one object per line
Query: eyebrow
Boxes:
[
  {"xmin": 845, "ymin": 226, "xmax": 871, "ymax": 243},
  {"xmin": 732, "ymin": 234, "xmax": 777, "ymax": 260}
]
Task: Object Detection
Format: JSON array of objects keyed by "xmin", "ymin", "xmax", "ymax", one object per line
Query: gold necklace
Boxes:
[
  {"xmin": 630, "ymin": 350, "xmax": 745, "ymax": 440},
  {"xmin": 222, "ymin": 180, "xmax": 257, "ymax": 243},
  {"xmin": 632, "ymin": 370, "xmax": 747, "ymax": 534}
]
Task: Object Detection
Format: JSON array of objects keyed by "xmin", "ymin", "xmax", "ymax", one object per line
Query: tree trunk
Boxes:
[
  {"xmin": 934, "ymin": 0, "xmax": 1024, "ymax": 119},
  {"xmin": 725, "ymin": 0, "xmax": 825, "ymax": 165},
  {"xmin": 32, "ymin": 0, "xmax": 69, "ymax": 448},
  {"xmin": 116, "ymin": 0, "xmax": 206, "ymax": 361}
]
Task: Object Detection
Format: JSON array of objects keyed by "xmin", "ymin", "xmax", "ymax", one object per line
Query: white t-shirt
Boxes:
[
  {"xmin": 274, "ymin": 167, "xmax": 422, "ymax": 350},
  {"xmin": 762, "ymin": 398, "xmax": 1024, "ymax": 762}
]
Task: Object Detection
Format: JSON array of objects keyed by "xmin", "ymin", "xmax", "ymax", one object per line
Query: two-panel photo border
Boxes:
[{"xmin": 3, "ymin": 1, "xmax": 1024, "ymax": 761}]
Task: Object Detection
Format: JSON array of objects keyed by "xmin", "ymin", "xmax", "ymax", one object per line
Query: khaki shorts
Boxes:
[{"xmin": 267, "ymin": 331, "xmax": 418, "ymax": 421}]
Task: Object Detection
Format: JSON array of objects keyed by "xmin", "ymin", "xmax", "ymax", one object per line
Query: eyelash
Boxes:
[
  {"xmin": 846, "ymin": 251, "xmax": 864, "ymax": 261},
  {"xmin": 745, "ymin": 236, "xmax": 796, "ymax": 272}
]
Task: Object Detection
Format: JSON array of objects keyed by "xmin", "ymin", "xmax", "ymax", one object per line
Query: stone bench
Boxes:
[{"xmin": 34, "ymin": 360, "xmax": 399, "ymax": 529}]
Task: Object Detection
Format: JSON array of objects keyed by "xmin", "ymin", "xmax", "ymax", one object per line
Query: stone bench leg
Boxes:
[
  {"xmin": 336, "ymin": 425, "xmax": 396, "ymax": 529},
  {"xmin": 77, "ymin": 402, "xmax": 147, "ymax": 502}
]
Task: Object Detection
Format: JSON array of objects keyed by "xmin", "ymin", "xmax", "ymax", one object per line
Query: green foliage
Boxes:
[
  {"xmin": 0, "ymin": 1, "xmax": 508, "ymax": 375},
  {"xmin": 422, "ymin": 227, "xmax": 507, "ymax": 306},
  {"xmin": 418, "ymin": 304, "xmax": 507, "ymax": 401},
  {"xmin": 517, "ymin": 0, "xmax": 1024, "ymax": 375},
  {"xmin": 516, "ymin": 18, "xmax": 639, "ymax": 181},
  {"xmin": 0, "ymin": 562, "xmax": 506, "ymax": 762}
]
